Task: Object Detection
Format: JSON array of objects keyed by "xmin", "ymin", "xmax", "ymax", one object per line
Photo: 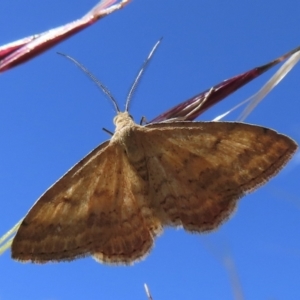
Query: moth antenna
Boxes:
[
  {"xmin": 57, "ymin": 52, "xmax": 120, "ymax": 113},
  {"xmin": 125, "ymin": 38, "xmax": 163, "ymax": 112}
]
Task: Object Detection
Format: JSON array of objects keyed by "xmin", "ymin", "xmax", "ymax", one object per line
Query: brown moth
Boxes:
[{"xmin": 11, "ymin": 43, "xmax": 298, "ymax": 265}]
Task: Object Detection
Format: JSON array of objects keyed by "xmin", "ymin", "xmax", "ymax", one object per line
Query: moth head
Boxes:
[{"xmin": 113, "ymin": 112, "xmax": 134, "ymax": 131}]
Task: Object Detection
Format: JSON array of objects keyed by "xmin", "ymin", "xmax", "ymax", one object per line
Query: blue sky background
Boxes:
[{"xmin": 1, "ymin": 0, "xmax": 300, "ymax": 299}]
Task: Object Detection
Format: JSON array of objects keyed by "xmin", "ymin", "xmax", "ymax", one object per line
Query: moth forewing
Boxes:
[{"xmin": 11, "ymin": 108, "xmax": 297, "ymax": 264}]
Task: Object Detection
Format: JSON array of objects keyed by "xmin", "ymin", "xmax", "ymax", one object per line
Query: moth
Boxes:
[{"xmin": 11, "ymin": 42, "xmax": 298, "ymax": 265}]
